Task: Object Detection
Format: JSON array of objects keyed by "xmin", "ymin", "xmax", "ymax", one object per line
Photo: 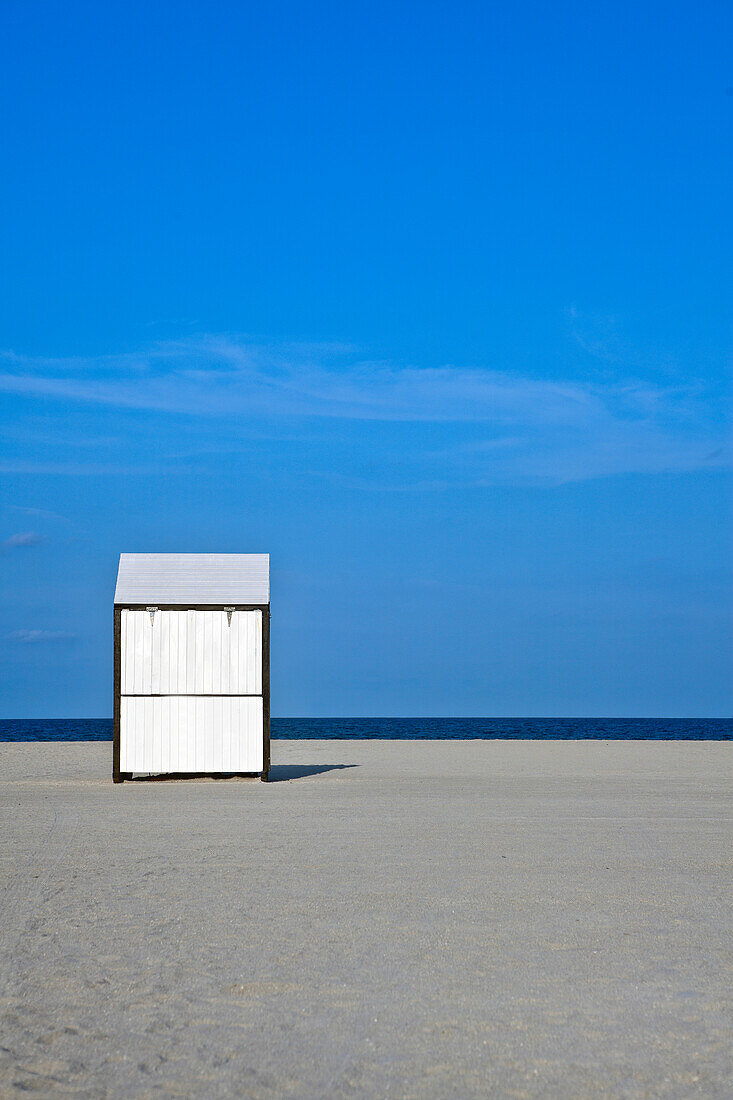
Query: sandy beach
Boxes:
[{"xmin": 0, "ymin": 738, "xmax": 731, "ymax": 1098}]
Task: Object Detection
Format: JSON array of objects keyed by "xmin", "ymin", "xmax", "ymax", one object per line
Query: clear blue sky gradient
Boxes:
[{"xmin": 1, "ymin": 0, "xmax": 731, "ymax": 717}]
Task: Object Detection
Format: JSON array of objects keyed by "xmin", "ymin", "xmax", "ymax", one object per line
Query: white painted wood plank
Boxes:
[
  {"xmin": 194, "ymin": 696, "xmax": 203, "ymax": 771},
  {"xmin": 195, "ymin": 612, "xmax": 205, "ymax": 693},
  {"xmin": 255, "ymin": 610, "xmax": 262, "ymax": 693},
  {"xmin": 244, "ymin": 611, "xmax": 252, "ymax": 693},
  {"xmin": 128, "ymin": 696, "xmax": 138, "ymax": 770},
  {"xmin": 200, "ymin": 613, "xmax": 208, "ymax": 694},
  {"xmin": 120, "ymin": 696, "xmax": 263, "ymax": 773},
  {"xmin": 151, "ymin": 612, "xmax": 161, "ymax": 695},
  {"xmin": 223, "ymin": 696, "xmax": 232, "ymax": 772},
  {"xmin": 120, "ymin": 696, "xmax": 131, "ymax": 769},
  {"xmin": 212, "ymin": 610, "xmax": 222, "ymax": 694},
  {"xmin": 134, "ymin": 695, "xmax": 142, "ymax": 769},
  {"xmin": 145, "ymin": 694, "xmax": 155, "ymax": 771},
  {"xmin": 128, "ymin": 611, "xmax": 142, "ymax": 693},
  {"xmin": 168, "ymin": 613, "xmax": 179, "ymax": 694},
  {"xmin": 121, "ymin": 609, "xmax": 262, "ymax": 695},
  {"xmin": 160, "ymin": 691, "xmax": 170, "ymax": 773},
  {"xmin": 125, "ymin": 616, "xmax": 132, "ymax": 690},
  {"xmin": 140, "ymin": 613, "xmax": 152, "ymax": 695},
  {"xmin": 211, "ymin": 696, "xmax": 222, "ymax": 772},
  {"xmin": 179, "ymin": 612, "xmax": 187, "ymax": 695},
  {"xmin": 210, "ymin": 611, "xmax": 218, "ymax": 693},
  {"xmin": 144, "ymin": 695, "xmax": 155, "ymax": 772},
  {"xmin": 184, "ymin": 613, "xmax": 191, "ymax": 693},
  {"xmin": 229, "ymin": 610, "xmax": 238, "ymax": 696},
  {"xmin": 121, "ymin": 611, "xmax": 130, "ymax": 693},
  {"xmin": 121, "ymin": 612, "xmax": 129, "ymax": 692},
  {"xmin": 195, "ymin": 696, "xmax": 204, "ymax": 771}
]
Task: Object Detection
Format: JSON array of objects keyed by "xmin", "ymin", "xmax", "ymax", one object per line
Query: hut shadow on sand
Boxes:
[
  {"xmin": 121, "ymin": 764, "xmax": 359, "ymax": 783},
  {"xmin": 268, "ymin": 763, "xmax": 359, "ymax": 782}
]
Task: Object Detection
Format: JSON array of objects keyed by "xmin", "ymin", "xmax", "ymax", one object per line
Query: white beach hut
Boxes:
[{"xmin": 113, "ymin": 553, "xmax": 270, "ymax": 782}]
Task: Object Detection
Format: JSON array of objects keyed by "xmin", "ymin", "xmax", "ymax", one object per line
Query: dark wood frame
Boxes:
[{"xmin": 113, "ymin": 604, "xmax": 270, "ymax": 784}]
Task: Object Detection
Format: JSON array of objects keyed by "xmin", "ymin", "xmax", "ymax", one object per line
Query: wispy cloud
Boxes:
[
  {"xmin": 0, "ymin": 334, "xmax": 728, "ymax": 485},
  {"xmin": 2, "ymin": 531, "xmax": 46, "ymax": 549},
  {"xmin": 567, "ymin": 305, "xmax": 624, "ymax": 364},
  {"xmin": 566, "ymin": 305, "xmax": 682, "ymax": 377},
  {"xmin": 0, "ymin": 460, "xmax": 164, "ymax": 476},
  {"xmin": 0, "ymin": 335, "xmax": 680, "ymax": 422},
  {"xmin": 6, "ymin": 629, "xmax": 76, "ymax": 644},
  {"xmin": 9, "ymin": 505, "xmax": 70, "ymax": 524}
]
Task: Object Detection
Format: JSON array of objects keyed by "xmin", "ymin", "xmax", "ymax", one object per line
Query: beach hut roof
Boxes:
[{"xmin": 114, "ymin": 553, "xmax": 270, "ymax": 606}]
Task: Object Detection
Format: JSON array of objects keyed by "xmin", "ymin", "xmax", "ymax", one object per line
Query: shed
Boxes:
[{"xmin": 113, "ymin": 553, "xmax": 270, "ymax": 782}]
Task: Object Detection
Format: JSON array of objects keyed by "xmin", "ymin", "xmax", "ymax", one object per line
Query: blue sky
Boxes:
[{"xmin": 1, "ymin": 0, "xmax": 731, "ymax": 717}]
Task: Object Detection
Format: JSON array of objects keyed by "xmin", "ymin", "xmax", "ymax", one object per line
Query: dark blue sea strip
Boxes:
[{"xmin": 0, "ymin": 717, "xmax": 731, "ymax": 741}]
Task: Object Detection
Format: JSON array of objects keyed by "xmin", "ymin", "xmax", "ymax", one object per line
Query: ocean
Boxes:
[{"xmin": 0, "ymin": 717, "xmax": 730, "ymax": 741}]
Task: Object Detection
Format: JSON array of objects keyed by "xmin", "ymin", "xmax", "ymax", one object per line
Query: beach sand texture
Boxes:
[{"xmin": 0, "ymin": 739, "xmax": 731, "ymax": 1098}]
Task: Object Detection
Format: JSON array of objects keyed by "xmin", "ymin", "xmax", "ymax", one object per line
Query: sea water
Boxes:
[{"xmin": 0, "ymin": 717, "xmax": 730, "ymax": 741}]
